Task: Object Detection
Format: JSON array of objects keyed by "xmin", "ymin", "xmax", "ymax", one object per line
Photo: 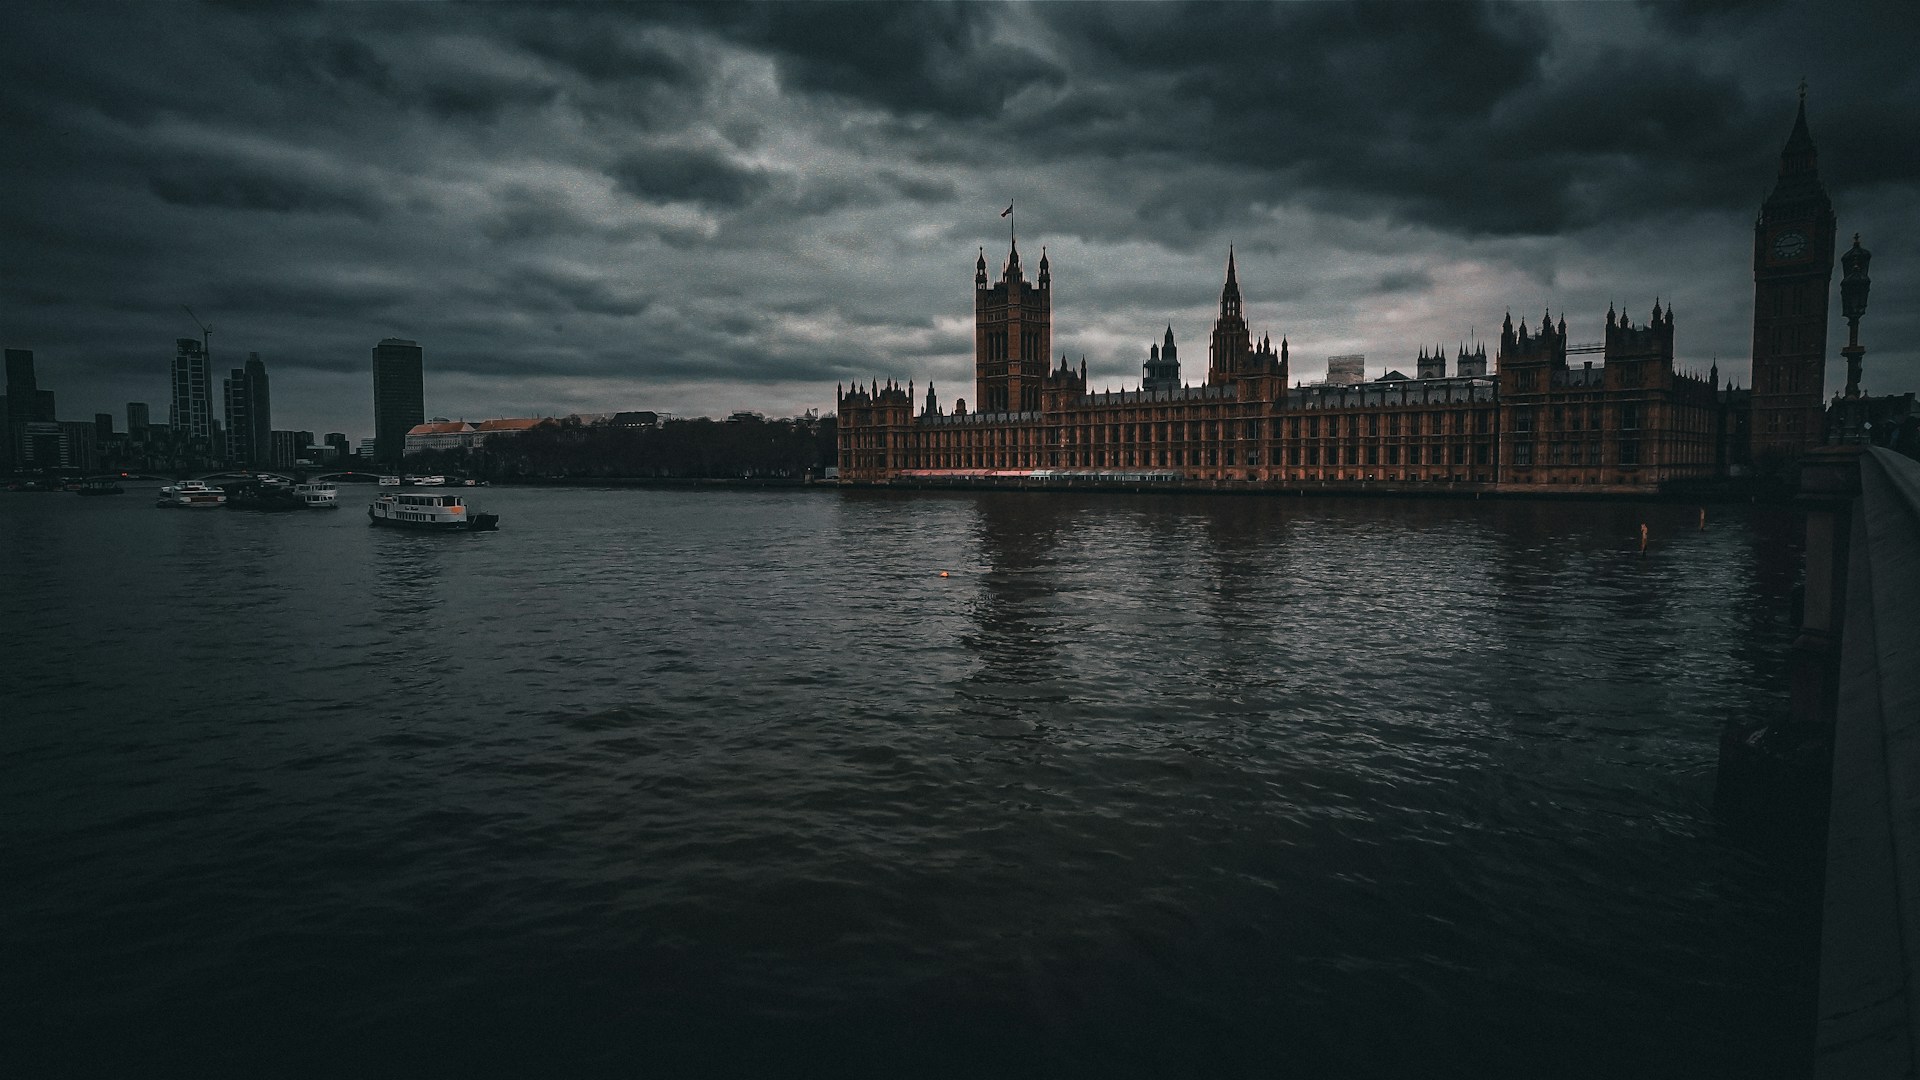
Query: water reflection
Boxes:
[
  {"xmin": 367, "ymin": 531, "xmax": 455, "ymax": 709},
  {"xmin": 957, "ymin": 494, "xmax": 1077, "ymax": 732}
]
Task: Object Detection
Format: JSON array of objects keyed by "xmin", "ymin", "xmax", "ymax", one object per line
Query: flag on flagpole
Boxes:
[{"xmin": 1001, "ymin": 203, "xmax": 1014, "ymax": 217}]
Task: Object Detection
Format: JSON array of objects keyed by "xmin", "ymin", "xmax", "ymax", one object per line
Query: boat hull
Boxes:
[{"xmin": 367, "ymin": 507, "xmax": 500, "ymax": 531}]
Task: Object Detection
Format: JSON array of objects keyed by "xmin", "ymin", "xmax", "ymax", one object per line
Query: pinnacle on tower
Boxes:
[
  {"xmin": 1786, "ymin": 85, "xmax": 1813, "ymax": 154},
  {"xmin": 1219, "ymin": 246, "xmax": 1242, "ymax": 316},
  {"xmin": 1770, "ymin": 83, "xmax": 1823, "ymax": 196}
]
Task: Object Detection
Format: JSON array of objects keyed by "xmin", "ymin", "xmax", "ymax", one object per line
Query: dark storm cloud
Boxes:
[
  {"xmin": 1, "ymin": 1, "xmax": 1915, "ymax": 431},
  {"xmin": 993, "ymin": 1, "xmax": 1776, "ymax": 237},
  {"xmin": 1640, "ymin": 0, "xmax": 1794, "ymax": 31},
  {"xmin": 877, "ymin": 170, "xmax": 957, "ymax": 205},
  {"xmin": 518, "ymin": 267, "xmax": 652, "ymax": 319},
  {"xmin": 149, "ymin": 164, "xmax": 388, "ymax": 220},
  {"xmin": 678, "ymin": 1, "xmax": 1062, "ymax": 120},
  {"xmin": 507, "ymin": 15, "xmax": 703, "ymax": 88},
  {"xmin": 609, "ymin": 145, "xmax": 770, "ymax": 208},
  {"xmin": 1375, "ymin": 269, "xmax": 1434, "ymax": 295}
]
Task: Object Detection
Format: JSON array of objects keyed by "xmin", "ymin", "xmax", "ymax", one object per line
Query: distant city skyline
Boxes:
[{"xmin": 3, "ymin": 2, "xmax": 1916, "ymax": 437}]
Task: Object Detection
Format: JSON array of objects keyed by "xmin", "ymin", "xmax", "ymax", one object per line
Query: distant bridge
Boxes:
[{"xmin": 190, "ymin": 469, "xmax": 391, "ymax": 484}]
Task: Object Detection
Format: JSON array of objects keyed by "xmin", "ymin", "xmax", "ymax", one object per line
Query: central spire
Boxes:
[{"xmin": 1220, "ymin": 246, "xmax": 1242, "ymax": 318}]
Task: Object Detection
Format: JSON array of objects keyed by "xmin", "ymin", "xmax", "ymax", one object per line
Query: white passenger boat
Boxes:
[
  {"xmin": 414, "ymin": 475, "xmax": 447, "ymax": 486},
  {"xmin": 368, "ymin": 491, "xmax": 499, "ymax": 532},
  {"xmin": 156, "ymin": 480, "xmax": 226, "ymax": 508},
  {"xmin": 293, "ymin": 481, "xmax": 339, "ymax": 509}
]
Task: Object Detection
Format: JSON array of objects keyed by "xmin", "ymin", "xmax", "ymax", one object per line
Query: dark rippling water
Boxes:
[{"xmin": 2, "ymin": 485, "xmax": 1819, "ymax": 1077}]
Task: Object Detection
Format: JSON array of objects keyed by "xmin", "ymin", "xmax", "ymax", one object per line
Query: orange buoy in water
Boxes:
[
  {"xmin": 1639, "ymin": 523, "xmax": 1649, "ymax": 553},
  {"xmin": 1699, "ymin": 508, "xmax": 1707, "ymax": 531},
  {"xmin": 939, "ymin": 571, "xmax": 950, "ymax": 578}
]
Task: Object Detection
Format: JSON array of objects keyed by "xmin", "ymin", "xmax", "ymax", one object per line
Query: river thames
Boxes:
[{"xmin": 1, "ymin": 485, "xmax": 1817, "ymax": 1076}]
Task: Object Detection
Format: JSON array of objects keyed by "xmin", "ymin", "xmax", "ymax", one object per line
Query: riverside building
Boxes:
[{"xmin": 837, "ymin": 240, "xmax": 1724, "ymax": 493}]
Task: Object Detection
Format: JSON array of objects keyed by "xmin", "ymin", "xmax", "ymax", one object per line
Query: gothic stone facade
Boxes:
[{"xmin": 838, "ymin": 243, "xmax": 1724, "ymax": 492}]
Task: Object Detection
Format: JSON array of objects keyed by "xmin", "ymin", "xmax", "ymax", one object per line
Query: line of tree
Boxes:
[{"xmin": 407, "ymin": 414, "xmax": 837, "ymax": 480}]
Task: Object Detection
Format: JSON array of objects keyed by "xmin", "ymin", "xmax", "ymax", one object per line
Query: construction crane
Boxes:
[{"xmin": 182, "ymin": 305, "xmax": 212, "ymax": 362}]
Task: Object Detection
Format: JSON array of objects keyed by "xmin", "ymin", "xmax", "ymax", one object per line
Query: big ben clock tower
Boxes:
[{"xmin": 1749, "ymin": 84, "xmax": 1837, "ymax": 468}]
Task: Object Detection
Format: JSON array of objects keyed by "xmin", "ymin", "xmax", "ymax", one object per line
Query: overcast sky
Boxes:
[{"xmin": 4, "ymin": 0, "xmax": 1916, "ymax": 439}]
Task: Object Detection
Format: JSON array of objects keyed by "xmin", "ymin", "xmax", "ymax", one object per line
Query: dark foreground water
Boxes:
[{"xmin": 2, "ymin": 485, "xmax": 1817, "ymax": 1077}]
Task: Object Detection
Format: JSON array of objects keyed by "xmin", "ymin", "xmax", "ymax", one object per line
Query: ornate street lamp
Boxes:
[{"xmin": 1840, "ymin": 233, "xmax": 1871, "ymax": 398}]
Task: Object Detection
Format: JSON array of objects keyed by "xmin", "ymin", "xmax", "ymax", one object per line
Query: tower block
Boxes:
[{"xmin": 974, "ymin": 241, "xmax": 1051, "ymax": 414}]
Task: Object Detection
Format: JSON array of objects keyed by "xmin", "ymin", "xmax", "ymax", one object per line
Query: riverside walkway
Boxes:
[{"xmin": 1803, "ymin": 446, "xmax": 1920, "ymax": 1076}]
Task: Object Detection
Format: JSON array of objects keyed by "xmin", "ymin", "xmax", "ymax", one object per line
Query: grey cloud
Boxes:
[
  {"xmin": 1375, "ymin": 269, "xmax": 1433, "ymax": 294},
  {"xmin": 609, "ymin": 145, "xmax": 769, "ymax": 207},
  {"xmin": 507, "ymin": 17, "xmax": 702, "ymax": 88},
  {"xmin": 877, "ymin": 170, "xmax": 957, "ymax": 204},
  {"xmin": 679, "ymin": 1, "xmax": 1063, "ymax": 120},
  {"xmin": 520, "ymin": 268, "xmax": 652, "ymax": 319},
  {"xmin": 149, "ymin": 166, "xmax": 387, "ymax": 220}
]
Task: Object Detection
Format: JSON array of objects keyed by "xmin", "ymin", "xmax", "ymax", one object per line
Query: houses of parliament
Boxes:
[{"xmin": 838, "ymin": 93, "xmax": 1903, "ymax": 491}]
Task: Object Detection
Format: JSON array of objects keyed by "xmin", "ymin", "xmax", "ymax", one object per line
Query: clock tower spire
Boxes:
[{"xmin": 1748, "ymin": 85, "xmax": 1837, "ymax": 471}]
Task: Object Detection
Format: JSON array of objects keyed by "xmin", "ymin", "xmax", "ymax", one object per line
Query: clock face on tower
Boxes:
[{"xmin": 1773, "ymin": 231, "xmax": 1807, "ymax": 260}]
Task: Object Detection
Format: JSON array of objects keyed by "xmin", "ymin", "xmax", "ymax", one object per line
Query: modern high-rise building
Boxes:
[
  {"xmin": 127, "ymin": 402, "xmax": 150, "ymax": 441},
  {"xmin": 223, "ymin": 353, "xmax": 271, "ymax": 466},
  {"xmin": 372, "ymin": 338, "xmax": 424, "ymax": 465},
  {"xmin": 5, "ymin": 348, "xmax": 55, "ymax": 468},
  {"xmin": 171, "ymin": 337, "xmax": 216, "ymax": 458},
  {"xmin": 1749, "ymin": 88, "xmax": 1837, "ymax": 469},
  {"xmin": 6, "ymin": 348, "xmax": 37, "ymax": 411},
  {"xmin": 268, "ymin": 429, "xmax": 317, "ymax": 468},
  {"xmin": 95, "ymin": 413, "xmax": 115, "ymax": 442}
]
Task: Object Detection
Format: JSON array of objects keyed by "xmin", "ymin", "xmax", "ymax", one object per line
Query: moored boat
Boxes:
[
  {"xmin": 226, "ymin": 477, "xmax": 304, "ymax": 512},
  {"xmin": 156, "ymin": 480, "xmax": 226, "ymax": 508},
  {"xmin": 75, "ymin": 478, "xmax": 125, "ymax": 496},
  {"xmin": 368, "ymin": 491, "xmax": 499, "ymax": 532},
  {"xmin": 293, "ymin": 481, "xmax": 339, "ymax": 509}
]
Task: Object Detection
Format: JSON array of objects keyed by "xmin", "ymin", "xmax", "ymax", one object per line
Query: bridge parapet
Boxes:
[{"xmin": 1811, "ymin": 447, "xmax": 1920, "ymax": 1076}]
